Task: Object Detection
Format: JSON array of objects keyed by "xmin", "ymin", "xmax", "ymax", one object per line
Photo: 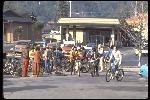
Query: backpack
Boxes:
[
  {"xmin": 54, "ymin": 51, "xmax": 63, "ymax": 59},
  {"xmin": 86, "ymin": 50, "xmax": 94, "ymax": 58}
]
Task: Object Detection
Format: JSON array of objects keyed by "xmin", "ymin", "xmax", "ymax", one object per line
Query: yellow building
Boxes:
[{"xmin": 55, "ymin": 18, "xmax": 121, "ymax": 46}]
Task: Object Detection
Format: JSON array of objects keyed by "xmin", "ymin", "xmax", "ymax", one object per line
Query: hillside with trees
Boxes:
[{"xmin": 3, "ymin": 1, "xmax": 148, "ymax": 23}]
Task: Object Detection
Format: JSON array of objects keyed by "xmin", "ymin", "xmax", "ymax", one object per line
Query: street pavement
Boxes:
[
  {"xmin": 120, "ymin": 47, "xmax": 148, "ymax": 67},
  {"xmin": 119, "ymin": 47, "xmax": 148, "ymax": 72},
  {"xmin": 3, "ymin": 72, "xmax": 148, "ymax": 99}
]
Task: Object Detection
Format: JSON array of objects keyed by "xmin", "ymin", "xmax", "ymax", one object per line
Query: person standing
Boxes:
[
  {"xmin": 22, "ymin": 45, "xmax": 30, "ymax": 77},
  {"xmin": 43, "ymin": 46, "xmax": 51, "ymax": 74},
  {"xmin": 92, "ymin": 47, "xmax": 99, "ymax": 77},
  {"xmin": 31, "ymin": 46, "xmax": 41, "ymax": 77},
  {"xmin": 69, "ymin": 46, "xmax": 80, "ymax": 75},
  {"xmin": 88, "ymin": 47, "xmax": 99, "ymax": 77},
  {"xmin": 98, "ymin": 45, "xmax": 104, "ymax": 72},
  {"xmin": 29, "ymin": 46, "xmax": 35, "ymax": 71}
]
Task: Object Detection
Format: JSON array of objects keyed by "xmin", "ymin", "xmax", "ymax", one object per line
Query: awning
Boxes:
[{"xmin": 57, "ymin": 18, "xmax": 120, "ymax": 25}]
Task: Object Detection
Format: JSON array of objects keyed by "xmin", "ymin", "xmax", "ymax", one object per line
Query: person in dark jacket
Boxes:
[{"xmin": 21, "ymin": 44, "xmax": 30, "ymax": 77}]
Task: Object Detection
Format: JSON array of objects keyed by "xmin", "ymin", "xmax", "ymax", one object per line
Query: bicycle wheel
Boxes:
[
  {"xmin": 13, "ymin": 63, "xmax": 22, "ymax": 77},
  {"xmin": 64, "ymin": 61, "xmax": 71, "ymax": 72},
  {"xmin": 106, "ymin": 69, "xmax": 112, "ymax": 82},
  {"xmin": 116, "ymin": 69, "xmax": 124, "ymax": 81},
  {"xmin": 88, "ymin": 62, "xmax": 94, "ymax": 77},
  {"xmin": 3, "ymin": 64, "xmax": 12, "ymax": 74}
]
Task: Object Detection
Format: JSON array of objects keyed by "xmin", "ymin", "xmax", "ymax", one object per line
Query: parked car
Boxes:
[
  {"xmin": 34, "ymin": 41, "xmax": 45, "ymax": 47},
  {"xmin": 47, "ymin": 42, "xmax": 60, "ymax": 49},
  {"xmin": 3, "ymin": 41, "xmax": 15, "ymax": 53},
  {"xmin": 62, "ymin": 41, "xmax": 75, "ymax": 56},
  {"xmin": 134, "ymin": 42, "xmax": 148, "ymax": 56},
  {"xmin": 9, "ymin": 40, "xmax": 31, "ymax": 54},
  {"xmin": 84, "ymin": 43, "xmax": 96, "ymax": 50}
]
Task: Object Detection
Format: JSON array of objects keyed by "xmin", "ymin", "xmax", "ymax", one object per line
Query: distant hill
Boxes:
[{"xmin": 3, "ymin": 1, "xmax": 148, "ymax": 23}]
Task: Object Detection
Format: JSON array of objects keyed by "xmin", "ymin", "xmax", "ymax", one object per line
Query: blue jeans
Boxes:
[
  {"xmin": 50, "ymin": 59, "xmax": 53, "ymax": 71},
  {"xmin": 44, "ymin": 59, "xmax": 51, "ymax": 73},
  {"xmin": 111, "ymin": 60, "xmax": 120, "ymax": 72}
]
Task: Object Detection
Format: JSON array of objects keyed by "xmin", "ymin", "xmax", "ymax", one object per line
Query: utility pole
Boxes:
[
  {"xmin": 69, "ymin": 1, "xmax": 72, "ymax": 17},
  {"xmin": 138, "ymin": 19, "xmax": 144, "ymax": 68}
]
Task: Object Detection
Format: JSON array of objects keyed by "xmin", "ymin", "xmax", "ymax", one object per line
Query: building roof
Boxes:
[
  {"xmin": 3, "ymin": 10, "xmax": 33, "ymax": 23},
  {"xmin": 57, "ymin": 18, "xmax": 120, "ymax": 25},
  {"xmin": 4, "ymin": 17, "xmax": 33, "ymax": 23}
]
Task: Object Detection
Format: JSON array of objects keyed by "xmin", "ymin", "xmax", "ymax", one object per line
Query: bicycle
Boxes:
[
  {"xmin": 106, "ymin": 61, "xmax": 124, "ymax": 82},
  {"xmin": 3, "ymin": 57, "xmax": 22, "ymax": 77},
  {"xmin": 75, "ymin": 58, "xmax": 81, "ymax": 77},
  {"xmin": 80, "ymin": 57, "xmax": 90, "ymax": 73},
  {"xmin": 61, "ymin": 57, "xmax": 71, "ymax": 72},
  {"xmin": 88, "ymin": 58, "xmax": 99, "ymax": 77}
]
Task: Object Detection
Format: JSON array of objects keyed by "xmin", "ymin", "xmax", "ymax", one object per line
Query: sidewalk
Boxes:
[
  {"xmin": 121, "ymin": 65, "xmax": 139, "ymax": 72},
  {"xmin": 122, "ymin": 67, "xmax": 139, "ymax": 72}
]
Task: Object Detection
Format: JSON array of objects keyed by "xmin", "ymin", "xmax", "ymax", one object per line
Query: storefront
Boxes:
[{"xmin": 54, "ymin": 18, "xmax": 121, "ymax": 46}]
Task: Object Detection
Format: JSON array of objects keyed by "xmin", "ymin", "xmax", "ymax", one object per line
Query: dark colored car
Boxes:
[{"xmin": 10, "ymin": 40, "xmax": 31, "ymax": 54}]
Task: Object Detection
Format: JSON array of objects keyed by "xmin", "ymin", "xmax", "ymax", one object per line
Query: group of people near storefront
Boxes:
[{"xmin": 21, "ymin": 42, "xmax": 122, "ymax": 77}]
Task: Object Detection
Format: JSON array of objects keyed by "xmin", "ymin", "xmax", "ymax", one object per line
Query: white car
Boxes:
[{"xmin": 84, "ymin": 43, "xmax": 96, "ymax": 50}]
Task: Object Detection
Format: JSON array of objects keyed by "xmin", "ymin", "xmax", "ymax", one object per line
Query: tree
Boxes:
[
  {"xmin": 15, "ymin": 26, "xmax": 23, "ymax": 40},
  {"xmin": 34, "ymin": 21, "xmax": 44, "ymax": 33},
  {"xmin": 56, "ymin": 1, "xmax": 69, "ymax": 21}
]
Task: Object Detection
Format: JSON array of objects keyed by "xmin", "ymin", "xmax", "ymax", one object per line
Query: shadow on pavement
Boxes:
[
  {"xmin": 3, "ymin": 85, "xmax": 58, "ymax": 93},
  {"xmin": 3, "ymin": 79, "xmax": 14, "ymax": 87},
  {"xmin": 96, "ymin": 85, "xmax": 148, "ymax": 92}
]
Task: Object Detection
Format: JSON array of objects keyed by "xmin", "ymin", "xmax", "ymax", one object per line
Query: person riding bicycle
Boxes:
[
  {"xmin": 89, "ymin": 47, "xmax": 100, "ymax": 77},
  {"xmin": 109, "ymin": 46, "xmax": 122, "ymax": 74}
]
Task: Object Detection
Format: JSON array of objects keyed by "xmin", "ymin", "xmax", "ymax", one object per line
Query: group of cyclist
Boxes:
[{"xmin": 21, "ymin": 42, "xmax": 122, "ymax": 77}]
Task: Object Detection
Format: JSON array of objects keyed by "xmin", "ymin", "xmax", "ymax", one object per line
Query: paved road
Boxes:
[
  {"xmin": 3, "ymin": 72, "xmax": 148, "ymax": 99},
  {"xmin": 120, "ymin": 47, "xmax": 148, "ymax": 67}
]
